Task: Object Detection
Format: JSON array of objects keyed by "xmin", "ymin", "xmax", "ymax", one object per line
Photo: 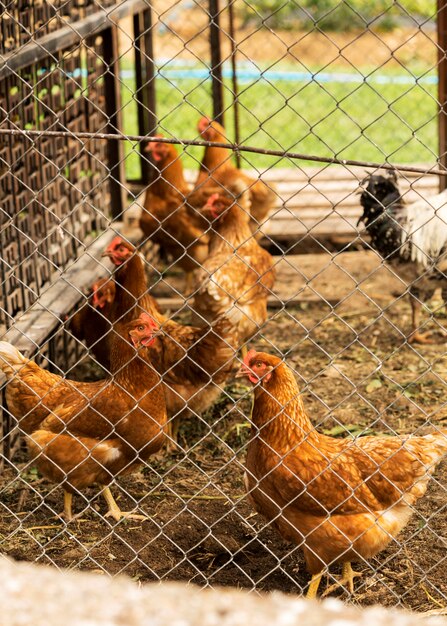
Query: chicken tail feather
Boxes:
[
  {"xmin": 0, "ymin": 341, "xmax": 28, "ymax": 378},
  {"xmin": 421, "ymin": 428, "xmax": 447, "ymax": 464}
]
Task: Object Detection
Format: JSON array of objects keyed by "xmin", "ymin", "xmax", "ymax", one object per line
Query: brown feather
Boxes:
[{"xmin": 243, "ymin": 352, "xmax": 447, "ymax": 575}]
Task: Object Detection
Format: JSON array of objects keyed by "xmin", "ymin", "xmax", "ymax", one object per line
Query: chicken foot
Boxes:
[
  {"xmin": 408, "ymin": 331, "xmax": 434, "ymax": 344},
  {"xmin": 102, "ymin": 487, "xmax": 148, "ymax": 522},
  {"xmin": 57, "ymin": 491, "xmax": 88, "ymax": 523},
  {"xmin": 306, "ymin": 563, "xmax": 362, "ymax": 598},
  {"xmin": 321, "ymin": 562, "xmax": 363, "ymax": 597}
]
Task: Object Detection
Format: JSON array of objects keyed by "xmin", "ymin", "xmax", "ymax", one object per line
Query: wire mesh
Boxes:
[{"xmin": 0, "ymin": 0, "xmax": 446, "ymax": 612}]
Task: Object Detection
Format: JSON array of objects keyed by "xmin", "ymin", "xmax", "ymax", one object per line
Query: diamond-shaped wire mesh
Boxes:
[{"xmin": 0, "ymin": 0, "xmax": 446, "ymax": 611}]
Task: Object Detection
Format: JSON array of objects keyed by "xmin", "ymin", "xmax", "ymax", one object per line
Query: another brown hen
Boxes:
[
  {"xmin": 140, "ymin": 136, "xmax": 210, "ymax": 291},
  {"xmin": 192, "ymin": 182, "xmax": 276, "ymax": 351},
  {"xmin": 238, "ymin": 350, "xmax": 447, "ymax": 598},
  {"xmin": 68, "ymin": 276, "xmax": 116, "ymax": 370},
  {"xmin": 195, "ymin": 116, "xmax": 276, "ymax": 234},
  {"xmin": 103, "ymin": 237, "xmax": 239, "ymax": 449},
  {"xmin": 0, "ymin": 314, "xmax": 166, "ymax": 521}
]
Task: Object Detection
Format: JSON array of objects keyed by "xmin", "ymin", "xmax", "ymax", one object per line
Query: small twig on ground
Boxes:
[
  {"xmin": 19, "ymin": 525, "xmax": 62, "ymax": 532},
  {"xmin": 420, "ymin": 584, "xmax": 446, "ymax": 609}
]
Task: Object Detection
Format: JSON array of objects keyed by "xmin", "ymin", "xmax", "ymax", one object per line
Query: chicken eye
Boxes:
[
  {"xmin": 254, "ymin": 361, "xmax": 263, "ymax": 368},
  {"xmin": 137, "ymin": 325, "xmax": 145, "ymax": 332}
]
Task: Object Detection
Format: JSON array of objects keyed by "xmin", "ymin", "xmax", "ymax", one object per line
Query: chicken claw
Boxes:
[
  {"xmin": 55, "ymin": 492, "xmax": 88, "ymax": 524},
  {"xmin": 102, "ymin": 487, "xmax": 148, "ymax": 522},
  {"xmin": 407, "ymin": 331, "xmax": 434, "ymax": 345},
  {"xmin": 321, "ymin": 562, "xmax": 363, "ymax": 597}
]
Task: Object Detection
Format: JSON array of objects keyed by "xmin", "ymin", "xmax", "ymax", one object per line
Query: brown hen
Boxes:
[
  {"xmin": 238, "ymin": 350, "xmax": 447, "ymax": 598},
  {"xmin": 140, "ymin": 136, "xmax": 210, "ymax": 291},
  {"xmin": 195, "ymin": 116, "xmax": 276, "ymax": 234},
  {"xmin": 68, "ymin": 276, "xmax": 116, "ymax": 370},
  {"xmin": 103, "ymin": 237, "xmax": 238, "ymax": 449},
  {"xmin": 0, "ymin": 314, "xmax": 166, "ymax": 521},
  {"xmin": 192, "ymin": 183, "xmax": 275, "ymax": 352}
]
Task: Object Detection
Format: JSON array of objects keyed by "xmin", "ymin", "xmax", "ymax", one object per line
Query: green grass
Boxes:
[{"xmin": 120, "ymin": 66, "xmax": 438, "ymax": 180}]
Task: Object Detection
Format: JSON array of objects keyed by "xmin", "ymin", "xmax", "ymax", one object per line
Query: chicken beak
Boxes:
[
  {"xmin": 235, "ymin": 363, "xmax": 255, "ymax": 380},
  {"xmin": 128, "ymin": 330, "xmax": 139, "ymax": 348},
  {"xmin": 101, "ymin": 250, "xmax": 113, "ymax": 258},
  {"xmin": 129, "ymin": 329, "xmax": 159, "ymax": 349}
]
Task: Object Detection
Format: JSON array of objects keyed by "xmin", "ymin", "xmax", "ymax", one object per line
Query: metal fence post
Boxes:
[
  {"xmin": 438, "ymin": 0, "xmax": 447, "ymax": 190},
  {"xmin": 134, "ymin": 7, "xmax": 157, "ymax": 185},
  {"xmin": 103, "ymin": 25, "xmax": 126, "ymax": 218},
  {"xmin": 209, "ymin": 0, "xmax": 224, "ymax": 126}
]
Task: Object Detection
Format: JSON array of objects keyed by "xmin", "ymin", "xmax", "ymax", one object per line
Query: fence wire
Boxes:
[{"xmin": 0, "ymin": 0, "xmax": 447, "ymax": 611}]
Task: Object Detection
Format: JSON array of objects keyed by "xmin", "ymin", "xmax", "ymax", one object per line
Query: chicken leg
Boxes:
[
  {"xmin": 184, "ymin": 271, "xmax": 195, "ymax": 295},
  {"xmin": 408, "ymin": 294, "xmax": 433, "ymax": 344},
  {"xmin": 63, "ymin": 491, "xmax": 73, "ymax": 521},
  {"xmin": 340, "ymin": 562, "xmax": 363, "ymax": 593},
  {"xmin": 306, "ymin": 571, "xmax": 324, "ymax": 599},
  {"xmin": 102, "ymin": 487, "xmax": 148, "ymax": 522},
  {"xmin": 164, "ymin": 418, "xmax": 180, "ymax": 454},
  {"xmin": 321, "ymin": 562, "xmax": 363, "ymax": 597}
]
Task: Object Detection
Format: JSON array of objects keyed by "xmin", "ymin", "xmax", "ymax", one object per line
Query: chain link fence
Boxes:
[{"xmin": 0, "ymin": 0, "xmax": 446, "ymax": 612}]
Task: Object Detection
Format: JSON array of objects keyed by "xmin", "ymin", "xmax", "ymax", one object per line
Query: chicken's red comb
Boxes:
[
  {"xmin": 145, "ymin": 134, "xmax": 164, "ymax": 152},
  {"xmin": 243, "ymin": 349, "xmax": 258, "ymax": 366},
  {"xmin": 136, "ymin": 312, "xmax": 159, "ymax": 331},
  {"xmin": 198, "ymin": 116, "xmax": 211, "ymax": 134},
  {"xmin": 106, "ymin": 236, "xmax": 123, "ymax": 251},
  {"xmin": 206, "ymin": 193, "xmax": 220, "ymax": 207}
]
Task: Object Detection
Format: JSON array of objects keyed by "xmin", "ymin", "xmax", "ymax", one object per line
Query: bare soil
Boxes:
[{"xmin": 1, "ymin": 249, "xmax": 446, "ymax": 611}]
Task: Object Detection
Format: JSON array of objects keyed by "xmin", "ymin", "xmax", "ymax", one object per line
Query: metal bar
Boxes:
[
  {"xmin": 0, "ymin": 0, "xmax": 149, "ymax": 80},
  {"xmin": 438, "ymin": 0, "xmax": 447, "ymax": 191},
  {"xmin": 102, "ymin": 26, "xmax": 126, "ymax": 219},
  {"xmin": 0, "ymin": 77, "xmax": 13, "ymax": 331},
  {"xmin": 0, "ymin": 127, "xmax": 445, "ymax": 177},
  {"xmin": 209, "ymin": 0, "xmax": 224, "ymax": 125},
  {"xmin": 133, "ymin": 7, "xmax": 157, "ymax": 184},
  {"xmin": 228, "ymin": 0, "xmax": 240, "ymax": 168},
  {"xmin": 133, "ymin": 11, "xmax": 149, "ymax": 184},
  {"xmin": 143, "ymin": 8, "xmax": 157, "ymax": 138}
]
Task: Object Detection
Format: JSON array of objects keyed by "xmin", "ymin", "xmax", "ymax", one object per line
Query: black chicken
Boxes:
[{"xmin": 359, "ymin": 171, "xmax": 447, "ymax": 344}]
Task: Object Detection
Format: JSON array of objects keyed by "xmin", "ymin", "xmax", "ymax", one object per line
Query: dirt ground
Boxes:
[{"xmin": 0, "ymin": 248, "xmax": 446, "ymax": 612}]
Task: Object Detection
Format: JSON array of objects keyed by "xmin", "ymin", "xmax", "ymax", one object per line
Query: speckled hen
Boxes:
[{"xmin": 359, "ymin": 171, "xmax": 447, "ymax": 343}]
